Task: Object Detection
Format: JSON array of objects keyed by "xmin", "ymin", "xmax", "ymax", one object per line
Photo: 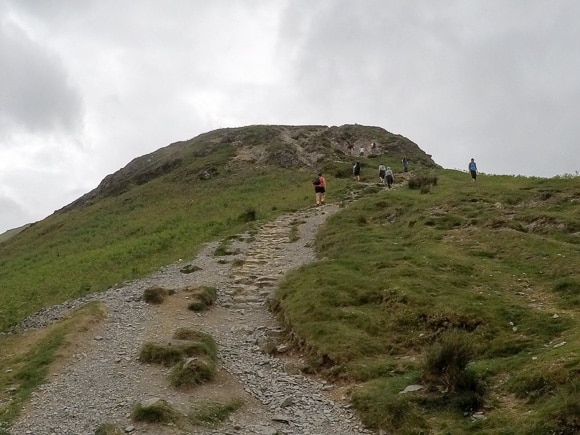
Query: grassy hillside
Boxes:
[
  {"xmin": 0, "ymin": 124, "xmax": 577, "ymax": 432},
  {"xmin": 273, "ymin": 170, "xmax": 580, "ymax": 433},
  {"xmin": 0, "ymin": 124, "xmax": 433, "ymax": 332}
]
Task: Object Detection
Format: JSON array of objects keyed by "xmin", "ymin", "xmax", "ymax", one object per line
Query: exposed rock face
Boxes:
[{"xmin": 57, "ymin": 124, "xmax": 440, "ymax": 213}]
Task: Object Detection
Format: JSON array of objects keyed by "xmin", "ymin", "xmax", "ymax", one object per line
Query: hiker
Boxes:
[
  {"xmin": 469, "ymin": 158, "xmax": 478, "ymax": 182},
  {"xmin": 353, "ymin": 162, "xmax": 361, "ymax": 182},
  {"xmin": 385, "ymin": 167, "xmax": 394, "ymax": 189},
  {"xmin": 402, "ymin": 156, "xmax": 409, "ymax": 172},
  {"xmin": 346, "ymin": 142, "xmax": 354, "ymax": 155},
  {"xmin": 312, "ymin": 172, "xmax": 326, "ymax": 205},
  {"xmin": 378, "ymin": 164, "xmax": 386, "ymax": 182},
  {"xmin": 359, "ymin": 146, "xmax": 365, "ymax": 157}
]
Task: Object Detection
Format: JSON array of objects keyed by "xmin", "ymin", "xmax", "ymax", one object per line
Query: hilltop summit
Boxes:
[{"xmin": 60, "ymin": 124, "xmax": 439, "ymax": 212}]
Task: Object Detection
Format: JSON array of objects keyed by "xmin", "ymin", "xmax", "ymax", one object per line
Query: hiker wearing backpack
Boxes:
[
  {"xmin": 353, "ymin": 162, "xmax": 361, "ymax": 182},
  {"xmin": 312, "ymin": 173, "xmax": 326, "ymax": 206},
  {"xmin": 378, "ymin": 164, "xmax": 386, "ymax": 182},
  {"xmin": 402, "ymin": 156, "xmax": 409, "ymax": 172},
  {"xmin": 385, "ymin": 167, "xmax": 394, "ymax": 189},
  {"xmin": 469, "ymin": 158, "xmax": 478, "ymax": 182}
]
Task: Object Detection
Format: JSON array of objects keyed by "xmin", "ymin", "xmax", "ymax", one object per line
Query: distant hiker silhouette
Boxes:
[
  {"xmin": 378, "ymin": 164, "xmax": 386, "ymax": 182},
  {"xmin": 402, "ymin": 156, "xmax": 409, "ymax": 172},
  {"xmin": 469, "ymin": 158, "xmax": 478, "ymax": 182},
  {"xmin": 353, "ymin": 162, "xmax": 361, "ymax": 182},
  {"xmin": 385, "ymin": 167, "xmax": 394, "ymax": 189}
]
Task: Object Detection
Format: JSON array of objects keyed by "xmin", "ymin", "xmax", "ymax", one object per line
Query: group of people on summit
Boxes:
[{"xmin": 313, "ymin": 142, "xmax": 479, "ymax": 205}]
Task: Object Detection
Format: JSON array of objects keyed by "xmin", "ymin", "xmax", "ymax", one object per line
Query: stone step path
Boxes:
[{"xmin": 202, "ymin": 204, "xmax": 373, "ymax": 434}]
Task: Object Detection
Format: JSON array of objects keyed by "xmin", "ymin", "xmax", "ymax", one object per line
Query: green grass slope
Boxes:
[
  {"xmin": 0, "ymin": 124, "xmax": 433, "ymax": 332},
  {"xmin": 273, "ymin": 170, "xmax": 580, "ymax": 434}
]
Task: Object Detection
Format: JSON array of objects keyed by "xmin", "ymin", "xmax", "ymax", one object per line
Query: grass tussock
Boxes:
[
  {"xmin": 186, "ymin": 286, "xmax": 218, "ymax": 312},
  {"xmin": 408, "ymin": 174, "xmax": 438, "ymax": 190},
  {"xmin": 169, "ymin": 356, "xmax": 216, "ymax": 387},
  {"xmin": 139, "ymin": 329, "xmax": 217, "ymax": 390},
  {"xmin": 422, "ymin": 330, "xmax": 485, "ymax": 412},
  {"xmin": 143, "ymin": 287, "xmax": 173, "ymax": 304},
  {"xmin": 188, "ymin": 398, "xmax": 243, "ymax": 427},
  {"xmin": 138, "ymin": 337, "xmax": 215, "ymax": 367},
  {"xmin": 131, "ymin": 398, "xmax": 180, "ymax": 424}
]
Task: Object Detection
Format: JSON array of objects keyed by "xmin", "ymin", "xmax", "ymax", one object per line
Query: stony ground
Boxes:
[{"xmin": 8, "ymin": 202, "xmax": 375, "ymax": 435}]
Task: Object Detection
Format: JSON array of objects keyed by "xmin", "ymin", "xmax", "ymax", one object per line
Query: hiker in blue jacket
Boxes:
[{"xmin": 469, "ymin": 158, "xmax": 478, "ymax": 182}]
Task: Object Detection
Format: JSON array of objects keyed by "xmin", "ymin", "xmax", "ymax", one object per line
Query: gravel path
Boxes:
[{"xmin": 8, "ymin": 203, "xmax": 373, "ymax": 435}]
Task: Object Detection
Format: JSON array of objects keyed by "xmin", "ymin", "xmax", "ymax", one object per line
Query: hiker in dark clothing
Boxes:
[
  {"xmin": 385, "ymin": 167, "xmax": 394, "ymax": 188},
  {"xmin": 353, "ymin": 162, "xmax": 361, "ymax": 182}
]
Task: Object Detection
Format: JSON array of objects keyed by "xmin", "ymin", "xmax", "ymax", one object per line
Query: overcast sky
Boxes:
[{"xmin": 1, "ymin": 1, "xmax": 579, "ymax": 233}]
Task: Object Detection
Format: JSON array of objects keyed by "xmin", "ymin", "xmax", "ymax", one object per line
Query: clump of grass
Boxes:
[
  {"xmin": 138, "ymin": 340, "xmax": 214, "ymax": 367},
  {"xmin": 422, "ymin": 330, "xmax": 485, "ymax": 411},
  {"xmin": 143, "ymin": 287, "xmax": 172, "ymax": 304},
  {"xmin": 169, "ymin": 356, "xmax": 216, "ymax": 387},
  {"xmin": 552, "ymin": 278, "xmax": 580, "ymax": 307},
  {"xmin": 186, "ymin": 286, "xmax": 218, "ymax": 312},
  {"xmin": 408, "ymin": 174, "xmax": 438, "ymax": 190},
  {"xmin": 507, "ymin": 363, "xmax": 570, "ymax": 402},
  {"xmin": 213, "ymin": 245, "xmax": 233, "ymax": 256},
  {"xmin": 534, "ymin": 380, "xmax": 580, "ymax": 434},
  {"xmin": 351, "ymin": 378, "xmax": 427, "ymax": 432},
  {"xmin": 94, "ymin": 423, "xmax": 124, "ymax": 435},
  {"xmin": 239, "ymin": 207, "xmax": 257, "ymax": 223},
  {"xmin": 131, "ymin": 398, "xmax": 180, "ymax": 424},
  {"xmin": 188, "ymin": 398, "xmax": 243, "ymax": 427},
  {"xmin": 173, "ymin": 327, "xmax": 211, "ymax": 342}
]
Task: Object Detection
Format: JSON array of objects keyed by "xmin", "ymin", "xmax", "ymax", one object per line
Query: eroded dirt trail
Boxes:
[{"xmin": 10, "ymin": 203, "xmax": 371, "ymax": 435}]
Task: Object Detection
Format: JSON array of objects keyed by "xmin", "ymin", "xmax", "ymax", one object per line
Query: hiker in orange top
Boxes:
[{"xmin": 313, "ymin": 173, "xmax": 326, "ymax": 206}]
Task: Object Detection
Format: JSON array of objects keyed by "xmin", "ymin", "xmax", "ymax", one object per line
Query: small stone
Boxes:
[
  {"xmin": 553, "ymin": 342, "xmax": 566, "ymax": 348},
  {"xmin": 280, "ymin": 397, "xmax": 294, "ymax": 408},
  {"xmin": 272, "ymin": 414, "xmax": 291, "ymax": 423},
  {"xmin": 400, "ymin": 385, "xmax": 424, "ymax": 394},
  {"xmin": 124, "ymin": 426, "xmax": 135, "ymax": 433}
]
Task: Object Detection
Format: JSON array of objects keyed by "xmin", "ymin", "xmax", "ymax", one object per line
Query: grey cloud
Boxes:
[
  {"xmin": 0, "ymin": 194, "xmax": 30, "ymax": 232},
  {"xmin": 0, "ymin": 14, "xmax": 83, "ymax": 138}
]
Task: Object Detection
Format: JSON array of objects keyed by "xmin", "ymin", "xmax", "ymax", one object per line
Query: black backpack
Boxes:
[{"xmin": 312, "ymin": 176, "xmax": 321, "ymax": 186}]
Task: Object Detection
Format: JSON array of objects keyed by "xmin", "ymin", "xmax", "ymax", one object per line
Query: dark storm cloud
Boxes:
[{"xmin": 0, "ymin": 12, "xmax": 83, "ymax": 138}]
